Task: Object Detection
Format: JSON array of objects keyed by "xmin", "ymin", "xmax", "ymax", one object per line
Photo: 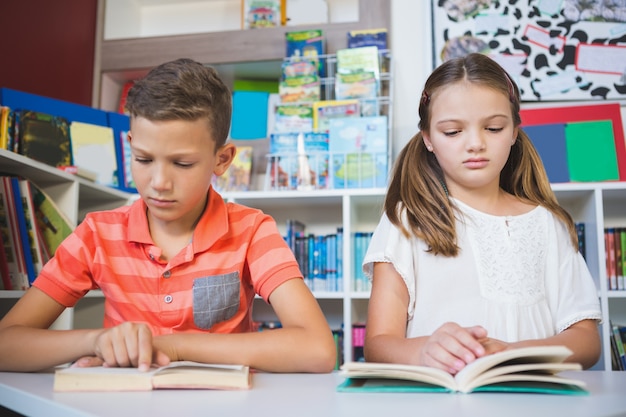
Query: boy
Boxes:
[{"xmin": 0, "ymin": 58, "xmax": 337, "ymax": 373}]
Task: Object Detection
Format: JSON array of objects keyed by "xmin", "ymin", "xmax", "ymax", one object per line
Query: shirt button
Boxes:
[
  {"xmin": 163, "ymin": 270, "xmax": 171, "ymax": 278},
  {"xmin": 164, "ymin": 295, "xmax": 173, "ymax": 304}
]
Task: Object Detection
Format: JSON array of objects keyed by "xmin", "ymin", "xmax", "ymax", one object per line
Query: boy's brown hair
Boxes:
[{"xmin": 124, "ymin": 58, "xmax": 232, "ymax": 151}]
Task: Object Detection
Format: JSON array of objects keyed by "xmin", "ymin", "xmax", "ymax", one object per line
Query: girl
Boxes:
[{"xmin": 363, "ymin": 53, "xmax": 602, "ymax": 375}]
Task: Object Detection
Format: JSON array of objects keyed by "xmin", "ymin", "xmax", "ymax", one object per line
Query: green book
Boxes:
[
  {"xmin": 565, "ymin": 120, "xmax": 619, "ymax": 182},
  {"xmin": 337, "ymin": 345, "xmax": 588, "ymax": 395}
]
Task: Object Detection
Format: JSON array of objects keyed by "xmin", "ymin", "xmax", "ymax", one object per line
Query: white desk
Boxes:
[{"xmin": 1, "ymin": 370, "xmax": 626, "ymax": 417}]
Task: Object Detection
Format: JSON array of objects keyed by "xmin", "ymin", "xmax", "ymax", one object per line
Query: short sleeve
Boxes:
[{"xmin": 363, "ymin": 213, "xmax": 419, "ymax": 316}]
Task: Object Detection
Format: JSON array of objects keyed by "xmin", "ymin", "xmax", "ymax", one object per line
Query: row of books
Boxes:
[
  {"xmin": 0, "ymin": 176, "xmax": 74, "ymax": 290},
  {"xmin": 284, "ymin": 219, "xmax": 376, "ymax": 293},
  {"xmin": 286, "ymin": 221, "xmax": 343, "ymax": 292},
  {"xmin": 610, "ymin": 321, "xmax": 626, "ymax": 371},
  {"xmin": 0, "ymin": 88, "xmax": 135, "ymax": 194},
  {"xmin": 605, "ymin": 227, "xmax": 626, "ymax": 291}
]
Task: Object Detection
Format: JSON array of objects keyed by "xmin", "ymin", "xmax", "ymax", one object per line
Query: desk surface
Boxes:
[{"xmin": 1, "ymin": 370, "xmax": 626, "ymax": 417}]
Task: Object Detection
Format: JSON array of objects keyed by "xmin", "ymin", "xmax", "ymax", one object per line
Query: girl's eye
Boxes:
[
  {"xmin": 134, "ymin": 157, "xmax": 151, "ymax": 164},
  {"xmin": 443, "ymin": 130, "xmax": 460, "ymax": 136},
  {"xmin": 486, "ymin": 127, "xmax": 504, "ymax": 133}
]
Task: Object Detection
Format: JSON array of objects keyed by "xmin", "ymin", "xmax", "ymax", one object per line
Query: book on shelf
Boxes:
[
  {"xmin": 69, "ymin": 121, "xmax": 118, "ymax": 187},
  {"xmin": 273, "ymin": 103, "xmax": 313, "ymax": 133},
  {"xmin": 0, "ymin": 221, "xmax": 9, "ymax": 290},
  {"xmin": 0, "ymin": 106, "xmax": 11, "ymax": 150},
  {"xmin": 0, "ymin": 177, "xmax": 24, "ymax": 290},
  {"xmin": 337, "ymin": 345, "xmax": 587, "ymax": 395},
  {"xmin": 328, "ymin": 115, "xmax": 388, "ymax": 189},
  {"xmin": 285, "ymin": 29, "xmax": 325, "ymax": 77},
  {"xmin": 347, "ymin": 28, "xmax": 388, "ymax": 50},
  {"xmin": 28, "ymin": 183, "xmax": 75, "ymax": 258},
  {"xmin": 279, "ymin": 60, "xmax": 321, "ymax": 103},
  {"xmin": 17, "ymin": 179, "xmax": 45, "ymax": 282},
  {"xmin": 15, "ymin": 110, "xmax": 73, "ymax": 168},
  {"xmin": 266, "ymin": 131, "xmax": 329, "ymax": 190},
  {"xmin": 610, "ymin": 321, "xmax": 626, "ymax": 370},
  {"xmin": 241, "ymin": 0, "xmax": 284, "ymax": 29},
  {"xmin": 312, "ymin": 100, "xmax": 360, "ymax": 133},
  {"xmin": 212, "ymin": 145, "xmax": 253, "ymax": 192},
  {"xmin": 54, "ymin": 361, "xmax": 252, "ymax": 392},
  {"xmin": 1, "ymin": 177, "xmax": 34, "ymax": 288}
]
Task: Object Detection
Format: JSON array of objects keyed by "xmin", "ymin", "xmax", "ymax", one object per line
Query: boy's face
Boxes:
[{"xmin": 128, "ymin": 117, "xmax": 234, "ymax": 230}]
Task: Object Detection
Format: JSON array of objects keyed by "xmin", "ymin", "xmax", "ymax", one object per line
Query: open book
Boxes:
[
  {"xmin": 54, "ymin": 361, "xmax": 251, "ymax": 392},
  {"xmin": 337, "ymin": 346, "xmax": 587, "ymax": 395}
]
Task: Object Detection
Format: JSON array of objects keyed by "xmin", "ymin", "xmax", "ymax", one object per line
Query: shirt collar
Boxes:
[{"xmin": 127, "ymin": 188, "xmax": 228, "ymax": 252}]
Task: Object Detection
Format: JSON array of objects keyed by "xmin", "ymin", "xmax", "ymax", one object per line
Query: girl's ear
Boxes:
[
  {"xmin": 422, "ymin": 133, "xmax": 434, "ymax": 152},
  {"xmin": 213, "ymin": 143, "xmax": 236, "ymax": 176}
]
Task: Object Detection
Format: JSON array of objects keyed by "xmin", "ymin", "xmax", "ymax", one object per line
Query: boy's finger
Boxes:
[{"xmin": 137, "ymin": 326, "xmax": 153, "ymax": 371}]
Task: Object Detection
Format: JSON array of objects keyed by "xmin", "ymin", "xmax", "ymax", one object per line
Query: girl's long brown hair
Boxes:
[{"xmin": 385, "ymin": 53, "xmax": 578, "ymax": 256}]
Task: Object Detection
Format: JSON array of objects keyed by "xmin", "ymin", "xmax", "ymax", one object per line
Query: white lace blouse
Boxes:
[{"xmin": 362, "ymin": 198, "xmax": 602, "ymax": 341}]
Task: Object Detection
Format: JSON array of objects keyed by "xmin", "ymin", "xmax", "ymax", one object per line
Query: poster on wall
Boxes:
[{"xmin": 432, "ymin": 0, "xmax": 626, "ymax": 101}]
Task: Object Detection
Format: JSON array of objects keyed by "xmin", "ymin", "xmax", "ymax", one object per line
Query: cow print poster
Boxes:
[{"xmin": 432, "ymin": 0, "xmax": 626, "ymax": 101}]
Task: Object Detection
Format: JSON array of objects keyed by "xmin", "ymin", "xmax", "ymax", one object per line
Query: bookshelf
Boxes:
[{"xmin": 0, "ymin": 149, "xmax": 132, "ymax": 329}]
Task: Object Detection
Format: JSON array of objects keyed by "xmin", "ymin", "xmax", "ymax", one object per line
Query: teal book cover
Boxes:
[{"xmin": 328, "ymin": 116, "xmax": 388, "ymax": 189}]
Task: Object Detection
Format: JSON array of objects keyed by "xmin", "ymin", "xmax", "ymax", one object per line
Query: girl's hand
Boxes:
[
  {"xmin": 419, "ymin": 322, "xmax": 488, "ymax": 374},
  {"xmin": 86, "ymin": 322, "xmax": 170, "ymax": 371}
]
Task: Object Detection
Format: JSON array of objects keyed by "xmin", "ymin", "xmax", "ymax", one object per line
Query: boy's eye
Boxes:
[
  {"xmin": 175, "ymin": 162, "xmax": 194, "ymax": 168},
  {"xmin": 134, "ymin": 157, "xmax": 151, "ymax": 164}
]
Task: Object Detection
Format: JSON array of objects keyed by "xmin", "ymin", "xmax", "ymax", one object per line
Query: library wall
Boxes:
[{"xmin": 0, "ymin": 0, "xmax": 98, "ymax": 107}]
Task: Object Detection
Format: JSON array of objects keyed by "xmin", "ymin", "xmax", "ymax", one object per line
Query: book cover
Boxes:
[
  {"xmin": 29, "ymin": 183, "xmax": 75, "ymax": 258},
  {"xmin": 0, "ymin": 221, "xmax": 9, "ymax": 290},
  {"xmin": 336, "ymin": 46, "xmax": 381, "ymax": 84},
  {"xmin": 266, "ymin": 131, "xmax": 329, "ymax": 190},
  {"xmin": 231, "ymin": 91, "xmax": 269, "ymax": 139},
  {"xmin": 612, "ymin": 321, "xmax": 626, "ymax": 370},
  {"xmin": 0, "ymin": 179, "xmax": 22, "ymax": 290},
  {"xmin": 6, "ymin": 177, "xmax": 35, "ymax": 287},
  {"xmin": 17, "ymin": 110, "xmax": 72, "ymax": 168},
  {"xmin": 565, "ymin": 120, "xmax": 619, "ymax": 182},
  {"xmin": 242, "ymin": 0, "xmax": 283, "ymax": 29},
  {"xmin": 328, "ymin": 116, "xmax": 388, "ymax": 189},
  {"xmin": 338, "ymin": 346, "xmax": 587, "ymax": 395},
  {"xmin": 312, "ymin": 100, "xmax": 360, "ymax": 133},
  {"xmin": 54, "ymin": 361, "xmax": 251, "ymax": 392},
  {"xmin": 0, "ymin": 106, "xmax": 10, "ymax": 150},
  {"xmin": 273, "ymin": 103, "xmax": 313, "ymax": 133},
  {"xmin": 212, "ymin": 145, "xmax": 253, "ymax": 192},
  {"xmin": 279, "ymin": 60, "xmax": 321, "ymax": 103},
  {"xmin": 69, "ymin": 121, "xmax": 119, "ymax": 187},
  {"xmin": 347, "ymin": 28, "xmax": 388, "ymax": 50},
  {"xmin": 285, "ymin": 29, "xmax": 325, "ymax": 77},
  {"xmin": 17, "ymin": 179, "xmax": 45, "ymax": 282},
  {"xmin": 523, "ymin": 123, "xmax": 570, "ymax": 184}
]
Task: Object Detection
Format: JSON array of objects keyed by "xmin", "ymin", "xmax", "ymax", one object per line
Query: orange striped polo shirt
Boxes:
[{"xmin": 33, "ymin": 188, "xmax": 302, "ymax": 335}]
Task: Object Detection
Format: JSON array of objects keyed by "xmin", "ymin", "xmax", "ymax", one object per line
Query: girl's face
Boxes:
[
  {"xmin": 422, "ymin": 81, "xmax": 517, "ymax": 201},
  {"xmin": 129, "ymin": 117, "xmax": 233, "ymax": 232}
]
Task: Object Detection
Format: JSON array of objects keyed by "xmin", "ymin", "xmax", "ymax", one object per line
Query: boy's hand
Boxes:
[
  {"xmin": 419, "ymin": 322, "xmax": 488, "ymax": 374},
  {"xmin": 86, "ymin": 322, "xmax": 170, "ymax": 371}
]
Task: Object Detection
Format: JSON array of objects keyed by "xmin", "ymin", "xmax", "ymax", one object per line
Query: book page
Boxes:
[
  {"xmin": 340, "ymin": 361, "xmax": 456, "ymax": 391},
  {"xmin": 454, "ymin": 345, "xmax": 573, "ymax": 392}
]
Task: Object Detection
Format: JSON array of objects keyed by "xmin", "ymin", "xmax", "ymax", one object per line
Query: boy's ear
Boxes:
[{"xmin": 213, "ymin": 142, "xmax": 236, "ymax": 176}]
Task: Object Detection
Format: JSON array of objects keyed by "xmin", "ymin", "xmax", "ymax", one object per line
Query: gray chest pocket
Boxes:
[{"xmin": 193, "ymin": 272, "xmax": 240, "ymax": 329}]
